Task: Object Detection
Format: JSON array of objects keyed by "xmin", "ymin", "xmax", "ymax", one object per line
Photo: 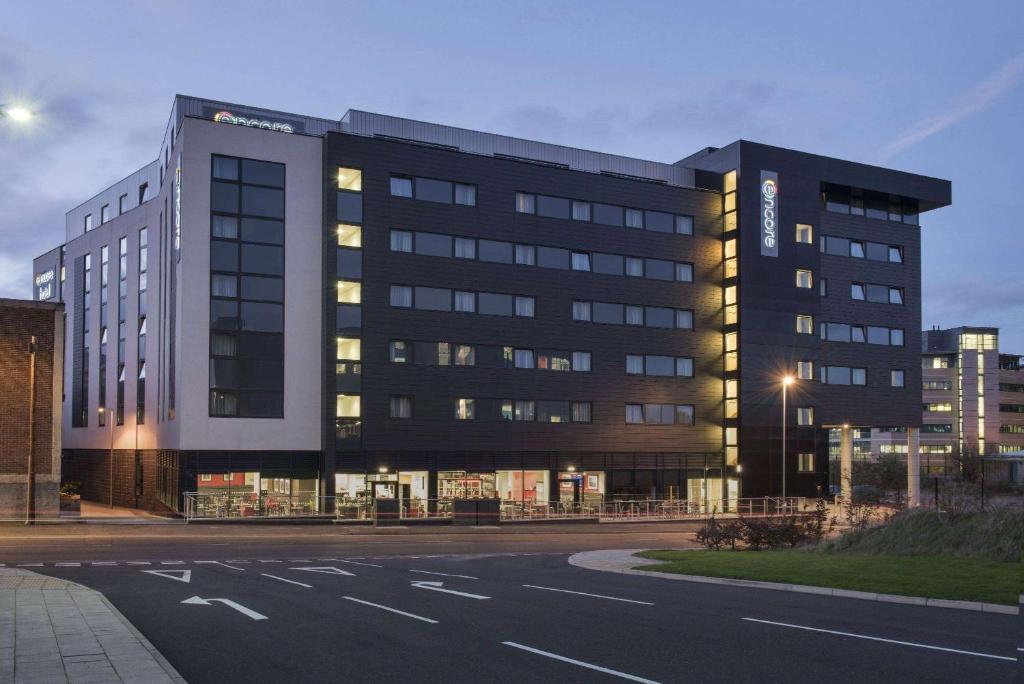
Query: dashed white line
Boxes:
[
  {"xmin": 126, "ymin": 561, "xmax": 151, "ymax": 566},
  {"xmin": 195, "ymin": 560, "xmax": 245, "ymax": 571},
  {"xmin": 159, "ymin": 561, "xmax": 186, "ymax": 565},
  {"xmin": 502, "ymin": 642, "xmax": 661, "ymax": 683},
  {"xmin": 522, "ymin": 585, "xmax": 653, "ymax": 605},
  {"xmin": 257, "ymin": 560, "xmax": 282, "ymax": 563},
  {"xmin": 54, "ymin": 563, "xmax": 81, "ymax": 567},
  {"xmin": 92, "ymin": 562, "xmax": 117, "ymax": 566},
  {"xmin": 261, "ymin": 573, "xmax": 312, "ymax": 588},
  {"xmin": 342, "ymin": 596, "xmax": 438, "ymax": 624},
  {"xmin": 741, "ymin": 618, "xmax": 1018, "ymax": 662},
  {"xmin": 330, "ymin": 559, "xmax": 383, "ymax": 568},
  {"xmin": 409, "ymin": 569, "xmax": 478, "ymax": 580},
  {"xmin": 17, "ymin": 563, "xmax": 43, "ymax": 567}
]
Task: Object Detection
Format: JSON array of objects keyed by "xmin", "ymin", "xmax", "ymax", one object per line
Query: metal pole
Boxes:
[
  {"xmin": 782, "ymin": 383, "xmax": 787, "ymax": 502},
  {"xmin": 26, "ymin": 336, "xmax": 37, "ymax": 525},
  {"xmin": 108, "ymin": 419, "xmax": 114, "ymax": 507}
]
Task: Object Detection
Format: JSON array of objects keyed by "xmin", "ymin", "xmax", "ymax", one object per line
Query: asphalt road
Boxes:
[{"xmin": 3, "ymin": 525, "xmax": 1019, "ymax": 683}]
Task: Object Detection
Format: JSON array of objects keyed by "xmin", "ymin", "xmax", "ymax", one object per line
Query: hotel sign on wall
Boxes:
[
  {"xmin": 212, "ymin": 110, "xmax": 295, "ymax": 133},
  {"xmin": 34, "ymin": 269, "xmax": 55, "ymax": 300},
  {"xmin": 760, "ymin": 170, "xmax": 779, "ymax": 257}
]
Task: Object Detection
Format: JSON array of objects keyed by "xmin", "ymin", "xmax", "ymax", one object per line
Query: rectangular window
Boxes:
[
  {"xmin": 593, "ymin": 302, "xmax": 623, "ymax": 325},
  {"xmin": 454, "ymin": 237, "xmax": 476, "ymax": 259},
  {"xmin": 796, "ymin": 269, "xmax": 812, "ymax": 289},
  {"xmin": 796, "ymin": 315, "xmax": 813, "ymax": 334},
  {"xmin": 537, "ymin": 246, "xmax": 570, "ymax": 270},
  {"xmin": 571, "ymin": 201, "xmax": 591, "ymax": 222},
  {"xmin": 851, "ymin": 283, "xmax": 865, "ymax": 300},
  {"xmin": 675, "ymin": 263, "xmax": 693, "ymax": 282},
  {"xmin": 889, "ymin": 246, "xmax": 903, "ymax": 263},
  {"xmin": 389, "ymin": 341, "xmax": 409, "ymax": 363},
  {"xmin": 625, "ymin": 257, "xmax": 643, "ymax": 277},
  {"xmin": 644, "ymin": 211, "xmax": 673, "ymax": 233},
  {"xmin": 891, "ymin": 369, "xmax": 905, "ymax": 387},
  {"xmin": 84, "ymin": 214, "xmax": 93, "ymax": 232},
  {"xmin": 572, "ymin": 402, "xmax": 592, "ymax": 423},
  {"xmin": 415, "ymin": 177, "xmax": 453, "ymax": 203},
  {"xmin": 645, "ymin": 259, "xmax": 675, "ymax": 281},
  {"xmin": 797, "ymin": 407, "xmax": 814, "ymax": 426},
  {"xmin": 867, "ymin": 326, "xmax": 889, "ymax": 345},
  {"xmin": 571, "ymin": 252, "xmax": 591, "ymax": 272},
  {"xmin": 796, "ymin": 224, "xmax": 812, "ymax": 244},
  {"xmin": 645, "ymin": 307, "xmax": 674, "ymax": 329},
  {"xmin": 454, "ymin": 344, "xmax": 475, "ymax": 366},
  {"xmin": 337, "ymin": 280, "xmax": 361, "ymax": 304},
  {"xmin": 594, "ymin": 203, "xmax": 623, "ymax": 226},
  {"xmin": 625, "ymin": 404, "xmax": 644, "ymax": 424},
  {"xmin": 390, "ymin": 396, "xmax": 412, "ymax": 419},
  {"xmin": 890, "ymin": 329, "xmax": 904, "ymax": 346},
  {"xmin": 572, "ymin": 301, "xmax": 591, "ymax": 322},
  {"xmin": 514, "ymin": 349, "xmax": 535, "ymax": 369},
  {"xmin": 624, "ymin": 208, "xmax": 643, "ymax": 229},
  {"xmin": 676, "ymin": 357, "xmax": 694, "ymax": 377},
  {"xmin": 797, "ymin": 453, "xmax": 814, "ymax": 472},
  {"xmin": 119, "ymin": 193, "xmax": 129, "ymax": 215},
  {"xmin": 537, "ymin": 195, "xmax": 570, "ymax": 219},
  {"xmin": 572, "ymin": 351, "xmax": 591, "ymax": 372},
  {"xmin": 414, "ymin": 286, "xmax": 452, "ymax": 312},
  {"xmin": 415, "ymin": 232, "xmax": 453, "ymax": 258},
  {"xmin": 851, "ymin": 368, "xmax": 867, "ymax": 385},
  {"xmin": 454, "ymin": 291, "xmax": 476, "ymax": 313},
  {"xmin": 675, "ymin": 310, "xmax": 694, "ymax": 330},
  {"xmin": 454, "ymin": 184, "xmax": 476, "ymax": 206},
  {"xmin": 819, "ymin": 279, "xmax": 827, "ymax": 297},
  {"xmin": 390, "ymin": 285, "xmax": 413, "ymax": 308},
  {"xmin": 537, "ymin": 400, "xmax": 571, "ymax": 423},
  {"xmin": 675, "ymin": 215, "xmax": 693, "ymax": 235},
  {"xmin": 626, "ymin": 355, "xmax": 644, "ymax": 375},
  {"xmin": 797, "ymin": 360, "xmax": 813, "ymax": 380},
  {"xmin": 101, "ymin": 204, "xmax": 111, "ymax": 223},
  {"xmin": 338, "ymin": 224, "xmax": 361, "ymax": 247},
  {"xmin": 479, "ymin": 240, "xmax": 514, "ymax": 264},
  {"xmin": 514, "ymin": 296, "xmax": 535, "ymax": 318},
  {"xmin": 478, "ymin": 292, "xmax": 513, "ymax": 316},
  {"xmin": 889, "ymin": 288, "xmax": 903, "ymax": 305},
  {"xmin": 514, "ymin": 244, "xmax": 536, "ymax": 265},
  {"xmin": 337, "ymin": 168, "xmax": 362, "ymax": 191},
  {"xmin": 850, "ymin": 241, "xmax": 865, "ymax": 259},
  {"xmin": 515, "ymin": 192, "xmax": 536, "ymax": 214},
  {"xmin": 390, "ymin": 176, "xmax": 413, "ymax": 197},
  {"xmin": 625, "ymin": 306, "xmax": 643, "ymax": 326}
]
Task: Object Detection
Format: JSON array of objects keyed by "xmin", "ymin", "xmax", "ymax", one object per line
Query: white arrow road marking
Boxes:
[
  {"xmin": 289, "ymin": 566, "xmax": 355, "ymax": 576},
  {"xmin": 181, "ymin": 596, "xmax": 268, "ymax": 621},
  {"xmin": 410, "ymin": 581, "xmax": 490, "ymax": 600},
  {"xmin": 741, "ymin": 618, "xmax": 1018, "ymax": 662},
  {"xmin": 342, "ymin": 597, "xmax": 438, "ymax": 624},
  {"xmin": 260, "ymin": 573, "xmax": 311, "ymax": 588},
  {"xmin": 143, "ymin": 569, "xmax": 192, "ymax": 584},
  {"xmin": 522, "ymin": 585, "xmax": 653, "ymax": 605},
  {"xmin": 409, "ymin": 569, "xmax": 478, "ymax": 580},
  {"xmin": 502, "ymin": 642, "xmax": 661, "ymax": 683},
  {"xmin": 195, "ymin": 560, "xmax": 245, "ymax": 571}
]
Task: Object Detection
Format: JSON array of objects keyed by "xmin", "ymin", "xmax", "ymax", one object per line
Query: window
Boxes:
[
  {"xmin": 675, "ymin": 215, "xmax": 693, "ymax": 235},
  {"xmin": 796, "ymin": 315, "xmax": 813, "ymax": 334},
  {"xmin": 101, "ymin": 204, "xmax": 111, "ymax": 223},
  {"xmin": 338, "ymin": 224, "xmax": 361, "ymax": 247},
  {"xmin": 538, "ymin": 195, "xmax": 570, "ymax": 219},
  {"xmin": 336, "ymin": 394, "xmax": 360, "ymax": 418},
  {"xmin": 514, "ymin": 349, "xmax": 535, "ymax": 369},
  {"xmin": 851, "ymin": 368, "xmax": 867, "ymax": 385},
  {"xmin": 415, "ymin": 286, "xmax": 452, "ymax": 312},
  {"xmin": 479, "ymin": 240, "xmax": 514, "ymax": 264},
  {"xmin": 797, "ymin": 407, "xmax": 814, "ymax": 426},
  {"xmin": 889, "ymin": 246, "xmax": 903, "ymax": 263},
  {"xmin": 923, "ymin": 356, "xmax": 950, "ymax": 369},
  {"xmin": 572, "ymin": 301, "xmax": 591, "ymax": 321},
  {"xmin": 626, "ymin": 306, "xmax": 643, "ymax": 326},
  {"xmin": 119, "ymin": 193, "xmax": 129, "ymax": 215},
  {"xmin": 454, "ymin": 238, "xmax": 476, "ymax": 259},
  {"xmin": 626, "ymin": 355, "xmax": 644, "ymax": 375},
  {"xmin": 797, "ymin": 361, "xmax": 813, "ymax": 380},
  {"xmin": 454, "ymin": 184, "xmax": 476, "ymax": 206},
  {"xmin": 337, "ymin": 168, "xmax": 362, "ymax": 191},
  {"xmin": 890, "ymin": 329, "xmax": 904, "ymax": 346},
  {"xmin": 889, "ymin": 288, "xmax": 904, "ymax": 305},
  {"xmin": 538, "ymin": 246, "xmax": 570, "ymax": 269},
  {"xmin": 390, "ymin": 176, "xmax": 413, "ymax": 197},
  {"xmin": 571, "ymin": 252, "xmax": 591, "ymax": 272},
  {"xmin": 675, "ymin": 310, "xmax": 694, "ymax": 330},
  {"xmin": 337, "ymin": 280, "xmax": 361, "ymax": 304},
  {"xmin": 455, "ymin": 399, "xmax": 475, "ymax": 420},
  {"xmin": 454, "ymin": 344, "xmax": 475, "ymax": 366},
  {"xmin": 537, "ymin": 400, "xmax": 571, "ymax": 423},
  {"xmin": 389, "ymin": 341, "xmax": 408, "ymax": 363},
  {"xmin": 625, "ymin": 404, "xmax": 644, "ymax": 424},
  {"xmin": 644, "ymin": 356, "xmax": 675, "ymax": 376},
  {"xmin": 850, "ymin": 241, "xmax": 865, "ymax": 259},
  {"xmin": 572, "ymin": 351, "xmax": 591, "ymax": 372},
  {"xmin": 819, "ymin": 279, "xmax": 827, "ymax": 297},
  {"xmin": 891, "ymin": 370, "xmax": 905, "ymax": 387},
  {"xmin": 415, "ymin": 232, "xmax": 452, "ymax": 258},
  {"xmin": 454, "ymin": 291, "xmax": 476, "ymax": 313},
  {"xmin": 571, "ymin": 201, "xmax": 591, "ymax": 221},
  {"xmin": 625, "ymin": 257, "xmax": 643, "ymax": 277},
  {"xmin": 675, "ymin": 263, "xmax": 693, "ymax": 282},
  {"xmin": 515, "ymin": 192, "xmax": 536, "ymax": 214},
  {"xmin": 796, "ymin": 224, "xmax": 812, "ymax": 244},
  {"xmin": 84, "ymin": 214, "xmax": 93, "ymax": 232},
  {"xmin": 645, "ymin": 259, "xmax": 675, "ymax": 281},
  {"xmin": 515, "ymin": 244, "xmax": 536, "ymax": 265},
  {"xmin": 851, "ymin": 283, "xmax": 865, "ymax": 300},
  {"xmin": 796, "ymin": 270, "xmax": 812, "ymax": 289},
  {"xmin": 625, "ymin": 209, "xmax": 643, "ymax": 228},
  {"xmin": 797, "ymin": 453, "xmax": 814, "ymax": 472},
  {"xmin": 924, "ymin": 402, "xmax": 952, "ymax": 412},
  {"xmin": 390, "ymin": 285, "xmax": 413, "ymax": 308},
  {"xmin": 416, "ymin": 177, "xmax": 453, "ymax": 203},
  {"xmin": 676, "ymin": 357, "xmax": 694, "ymax": 377},
  {"xmin": 572, "ymin": 402, "xmax": 592, "ymax": 423},
  {"xmin": 337, "ymin": 337, "xmax": 360, "ymax": 361},
  {"xmin": 646, "ymin": 307, "xmax": 674, "ymax": 328},
  {"xmin": 644, "ymin": 211, "xmax": 673, "ymax": 233},
  {"xmin": 390, "ymin": 396, "xmax": 412, "ymax": 418},
  {"xmin": 515, "ymin": 296, "xmax": 535, "ymax": 318}
]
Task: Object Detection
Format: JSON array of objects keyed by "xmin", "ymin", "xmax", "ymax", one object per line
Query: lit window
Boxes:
[
  {"xmin": 724, "ymin": 286, "xmax": 737, "ymax": 306},
  {"xmin": 795, "ymin": 270, "xmax": 812, "ymax": 289},
  {"xmin": 390, "ymin": 176, "xmax": 413, "ymax": 197},
  {"xmin": 337, "ymin": 280, "xmax": 361, "ymax": 304},
  {"xmin": 724, "ymin": 331, "xmax": 738, "ymax": 352},
  {"xmin": 891, "ymin": 369, "xmax": 905, "ymax": 387},
  {"xmin": 796, "ymin": 224, "xmax": 813, "ymax": 244},
  {"xmin": 337, "ymin": 337, "xmax": 360, "ymax": 361},
  {"xmin": 572, "ymin": 402, "xmax": 592, "ymax": 423},
  {"xmin": 389, "ymin": 341, "xmax": 408, "ymax": 363},
  {"xmin": 338, "ymin": 168, "xmax": 362, "ymax": 191},
  {"xmin": 336, "ymin": 394, "xmax": 360, "ymax": 418},
  {"xmin": 338, "ymin": 224, "xmax": 362, "ymax": 248},
  {"xmin": 797, "ymin": 361, "xmax": 813, "ymax": 380},
  {"xmin": 514, "ymin": 349, "xmax": 534, "ymax": 369},
  {"xmin": 796, "ymin": 315, "xmax": 813, "ymax": 334},
  {"xmin": 797, "ymin": 407, "xmax": 814, "ymax": 426},
  {"xmin": 723, "ymin": 170, "xmax": 737, "ymax": 194},
  {"xmin": 390, "ymin": 396, "xmax": 412, "ymax": 418},
  {"xmin": 797, "ymin": 453, "xmax": 815, "ymax": 472},
  {"xmin": 454, "ymin": 399, "xmax": 475, "ymax": 420}
]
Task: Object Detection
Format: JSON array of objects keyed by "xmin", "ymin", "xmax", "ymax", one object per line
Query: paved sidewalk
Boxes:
[{"xmin": 0, "ymin": 568, "xmax": 185, "ymax": 683}]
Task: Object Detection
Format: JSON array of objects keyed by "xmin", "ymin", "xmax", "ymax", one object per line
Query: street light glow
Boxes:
[
  {"xmin": 4, "ymin": 106, "xmax": 33, "ymax": 122},
  {"xmin": 782, "ymin": 375, "xmax": 795, "ymax": 386}
]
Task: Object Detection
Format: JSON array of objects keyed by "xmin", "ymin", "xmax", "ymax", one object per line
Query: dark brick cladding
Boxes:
[
  {"xmin": 322, "ymin": 134, "xmax": 726, "ymax": 477},
  {"xmin": 62, "ymin": 449, "xmax": 169, "ymax": 512}
]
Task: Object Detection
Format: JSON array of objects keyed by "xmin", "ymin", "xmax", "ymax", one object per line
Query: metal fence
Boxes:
[{"xmin": 183, "ymin": 493, "xmax": 807, "ymax": 522}]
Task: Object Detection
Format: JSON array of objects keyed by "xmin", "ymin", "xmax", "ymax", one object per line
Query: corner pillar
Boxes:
[
  {"xmin": 907, "ymin": 427, "xmax": 921, "ymax": 508},
  {"xmin": 840, "ymin": 426, "xmax": 853, "ymax": 506}
]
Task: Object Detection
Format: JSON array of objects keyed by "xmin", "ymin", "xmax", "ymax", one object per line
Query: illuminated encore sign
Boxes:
[
  {"xmin": 213, "ymin": 110, "xmax": 294, "ymax": 133},
  {"xmin": 760, "ymin": 170, "xmax": 779, "ymax": 257},
  {"xmin": 35, "ymin": 269, "xmax": 55, "ymax": 300}
]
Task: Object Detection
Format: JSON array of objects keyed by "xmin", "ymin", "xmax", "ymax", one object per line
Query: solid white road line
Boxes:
[
  {"xmin": 195, "ymin": 560, "xmax": 245, "ymax": 571},
  {"xmin": 522, "ymin": 585, "xmax": 654, "ymax": 605},
  {"xmin": 741, "ymin": 618, "xmax": 1018, "ymax": 663},
  {"xmin": 261, "ymin": 573, "xmax": 311, "ymax": 588},
  {"xmin": 342, "ymin": 596, "xmax": 438, "ymax": 624},
  {"xmin": 330, "ymin": 559, "xmax": 383, "ymax": 568},
  {"xmin": 502, "ymin": 642, "xmax": 661, "ymax": 684},
  {"xmin": 159, "ymin": 561, "xmax": 185, "ymax": 565},
  {"xmin": 409, "ymin": 569, "xmax": 479, "ymax": 580},
  {"xmin": 257, "ymin": 560, "xmax": 282, "ymax": 563}
]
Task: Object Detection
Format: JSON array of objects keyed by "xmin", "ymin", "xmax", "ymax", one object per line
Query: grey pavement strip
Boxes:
[
  {"xmin": 567, "ymin": 549, "xmax": 1020, "ymax": 616},
  {"xmin": 1, "ymin": 567, "xmax": 186, "ymax": 683}
]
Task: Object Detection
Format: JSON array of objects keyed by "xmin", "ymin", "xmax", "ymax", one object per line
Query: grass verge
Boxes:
[{"xmin": 635, "ymin": 550, "xmax": 1023, "ymax": 605}]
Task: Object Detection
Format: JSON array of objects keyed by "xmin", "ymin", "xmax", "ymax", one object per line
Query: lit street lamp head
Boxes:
[{"xmin": 782, "ymin": 375, "xmax": 795, "ymax": 386}]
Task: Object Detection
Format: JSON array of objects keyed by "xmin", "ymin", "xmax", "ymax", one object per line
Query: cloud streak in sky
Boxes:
[{"xmin": 879, "ymin": 54, "xmax": 1024, "ymax": 161}]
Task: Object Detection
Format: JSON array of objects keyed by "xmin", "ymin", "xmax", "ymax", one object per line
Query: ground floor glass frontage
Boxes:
[{"xmin": 192, "ymin": 471, "xmax": 320, "ymax": 517}]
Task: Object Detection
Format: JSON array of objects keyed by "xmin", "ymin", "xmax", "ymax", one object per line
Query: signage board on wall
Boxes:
[
  {"xmin": 34, "ymin": 269, "xmax": 55, "ymax": 300},
  {"xmin": 201, "ymin": 106, "xmax": 304, "ymax": 134},
  {"xmin": 760, "ymin": 170, "xmax": 779, "ymax": 257}
]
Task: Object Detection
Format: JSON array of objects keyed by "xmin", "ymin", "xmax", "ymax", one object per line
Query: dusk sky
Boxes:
[{"xmin": 2, "ymin": 1, "xmax": 1022, "ymax": 349}]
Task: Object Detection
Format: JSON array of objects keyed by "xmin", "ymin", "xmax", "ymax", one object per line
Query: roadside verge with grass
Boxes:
[{"xmin": 635, "ymin": 550, "xmax": 1022, "ymax": 605}]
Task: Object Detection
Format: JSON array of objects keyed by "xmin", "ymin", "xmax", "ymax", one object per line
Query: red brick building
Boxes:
[{"xmin": 0, "ymin": 298, "xmax": 64, "ymax": 519}]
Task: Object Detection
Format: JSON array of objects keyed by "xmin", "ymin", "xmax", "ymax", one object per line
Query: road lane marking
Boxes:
[
  {"xmin": 319, "ymin": 558, "xmax": 383, "ymax": 568},
  {"xmin": 181, "ymin": 596, "xmax": 268, "ymax": 621},
  {"xmin": 522, "ymin": 585, "xmax": 653, "ymax": 605},
  {"xmin": 195, "ymin": 560, "xmax": 245, "ymax": 571},
  {"xmin": 143, "ymin": 569, "xmax": 192, "ymax": 584},
  {"xmin": 159, "ymin": 561, "xmax": 185, "ymax": 565},
  {"xmin": 410, "ymin": 581, "xmax": 490, "ymax": 600},
  {"xmin": 17, "ymin": 563, "xmax": 43, "ymax": 567},
  {"xmin": 409, "ymin": 570, "xmax": 478, "ymax": 580},
  {"xmin": 502, "ymin": 642, "xmax": 661, "ymax": 683},
  {"xmin": 342, "ymin": 597, "xmax": 438, "ymax": 624},
  {"xmin": 225, "ymin": 560, "xmax": 251, "ymax": 564},
  {"xmin": 290, "ymin": 566, "xmax": 355, "ymax": 576},
  {"xmin": 126, "ymin": 561, "xmax": 151, "ymax": 565},
  {"xmin": 257, "ymin": 560, "xmax": 282, "ymax": 563},
  {"xmin": 55, "ymin": 563, "xmax": 80, "ymax": 567},
  {"xmin": 261, "ymin": 573, "xmax": 312, "ymax": 588},
  {"xmin": 741, "ymin": 618, "xmax": 1018, "ymax": 662},
  {"xmin": 92, "ymin": 562, "xmax": 117, "ymax": 566}
]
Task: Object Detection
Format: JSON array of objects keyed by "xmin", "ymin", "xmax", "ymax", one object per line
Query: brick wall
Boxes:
[{"xmin": 62, "ymin": 449, "xmax": 172, "ymax": 512}]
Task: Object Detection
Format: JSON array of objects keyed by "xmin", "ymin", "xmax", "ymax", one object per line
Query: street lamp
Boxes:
[
  {"xmin": 99, "ymin": 408, "xmax": 113, "ymax": 507},
  {"xmin": 1, "ymin": 105, "xmax": 34, "ymax": 122},
  {"xmin": 781, "ymin": 375, "xmax": 796, "ymax": 504}
]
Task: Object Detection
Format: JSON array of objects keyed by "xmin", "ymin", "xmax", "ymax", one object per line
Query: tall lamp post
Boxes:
[
  {"xmin": 99, "ymin": 408, "xmax": 113, "ymax": 507},
  {"xmin": 781, "ymin": 375, "xmax": 795, "ymax": 504},
  {"xmin": 26, "ymin": 336, "xmax": 37, "ymax": 525}
]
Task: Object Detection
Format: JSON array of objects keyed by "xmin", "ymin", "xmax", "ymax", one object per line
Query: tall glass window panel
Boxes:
[
  {"xmin": 455, "ymin": 399, "xmax": 475, "ymax": 420},
  {"xmin": 337, "ymin": 281, "xmax": 361, "ymax": 304}
]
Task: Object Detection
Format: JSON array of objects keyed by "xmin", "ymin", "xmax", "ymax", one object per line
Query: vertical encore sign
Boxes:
[{"xmin": 760, "ymin": 170, "xmax": 779, "ymax": 257}]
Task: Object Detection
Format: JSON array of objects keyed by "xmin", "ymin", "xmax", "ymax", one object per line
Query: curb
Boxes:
[
  {"xmin": 97, "ymin": 593, "xmax": 188, "ymax": 684},
  {"xmin": 567, "ymin": 549, "xmax": 1019, "ymax": 616}
]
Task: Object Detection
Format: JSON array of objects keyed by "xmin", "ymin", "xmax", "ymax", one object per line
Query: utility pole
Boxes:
[{"xmin": 26, "ymin": 336, "xmax": 37, "ymax": 525}]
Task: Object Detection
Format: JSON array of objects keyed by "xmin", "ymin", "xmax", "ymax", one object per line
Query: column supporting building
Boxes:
[
  {"xmin": 840, "ymin": 425, "xmax": 853, "ymax": 507},
  {"xmin": 907, "ymin": 426, "xmax": 920, "ymax": 508}
]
